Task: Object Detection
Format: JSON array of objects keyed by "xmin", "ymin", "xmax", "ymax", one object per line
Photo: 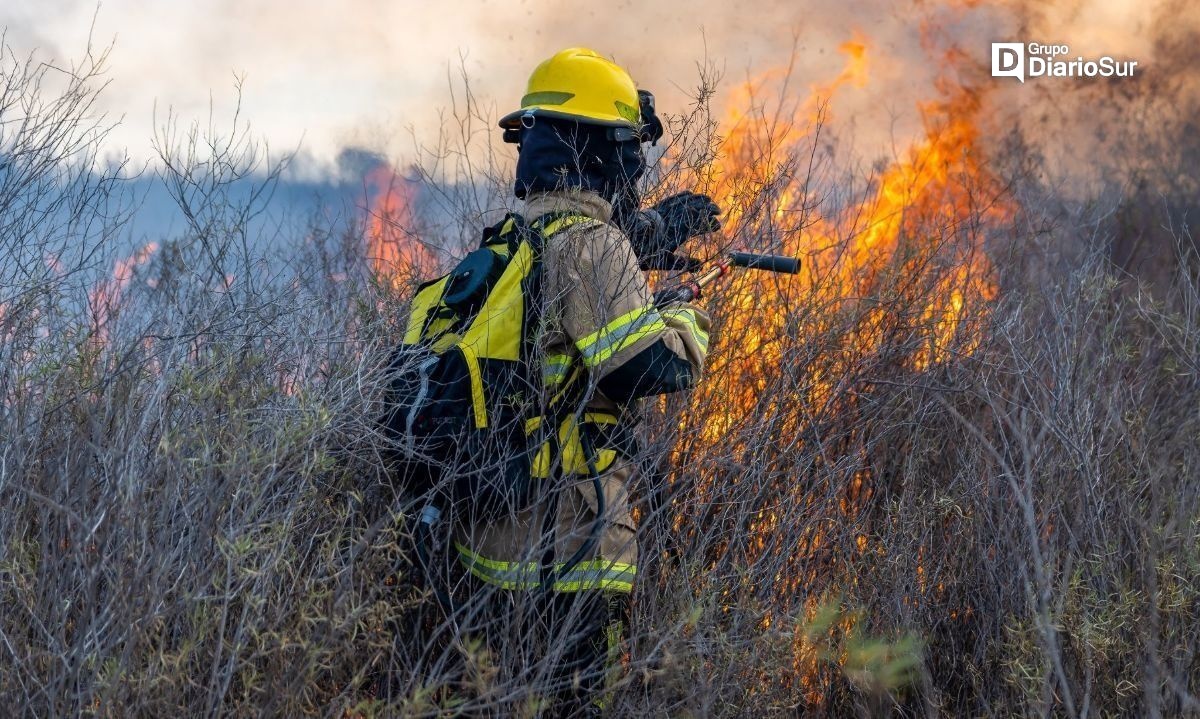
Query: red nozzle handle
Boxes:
[{"xmin": 652, "ymin": 282, "xmax": 702, "ymax": 305}]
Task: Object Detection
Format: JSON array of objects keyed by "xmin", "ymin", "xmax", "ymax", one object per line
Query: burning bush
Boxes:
[{"xmin": 1, "ymin": 19, "xmax": 1199, "ymax": 719}]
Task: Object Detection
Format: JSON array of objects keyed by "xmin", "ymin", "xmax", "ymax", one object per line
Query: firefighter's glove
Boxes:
[
  {"xmin": 628, "ymin": 191, "xmax": 721, "ymax": 271},
  {"xmin": 644, "ymin": 191, "xmax": 722, "ymax": 252}
]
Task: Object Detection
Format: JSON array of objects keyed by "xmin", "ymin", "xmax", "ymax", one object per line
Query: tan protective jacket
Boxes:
[{"xmin": 453, "ymin": 189, "xmax": 710, "ymax": 593}]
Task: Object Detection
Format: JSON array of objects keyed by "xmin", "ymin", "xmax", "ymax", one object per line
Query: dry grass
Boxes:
[{"xmin": 1, "ymin": 40, "xmax": 1198, "ymax": 718}]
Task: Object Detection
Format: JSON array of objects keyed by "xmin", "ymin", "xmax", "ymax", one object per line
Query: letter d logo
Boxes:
[{"xmin": 991, "ymin": 42, "xmax": 1025, "ymax": 82}]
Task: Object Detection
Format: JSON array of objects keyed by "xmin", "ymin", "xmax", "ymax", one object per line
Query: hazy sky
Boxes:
[{"xmin": 0, "ymin": 0, "xmax": 1175, "ymax": 178}]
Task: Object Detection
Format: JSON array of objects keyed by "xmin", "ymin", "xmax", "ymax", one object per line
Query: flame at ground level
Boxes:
[{"xmin": 666, "ymin": 34, "xmax": 1010, "ymax": 695}]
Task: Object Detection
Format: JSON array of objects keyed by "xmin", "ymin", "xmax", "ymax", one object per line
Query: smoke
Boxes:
[
  {"xmin": 984, "ymin": 0, "xmax": 1200, "ymax": 193},
  {"xmin": 1, "ymin": 0, "xmax": 1194, "ymax": 193},
  {"xmin": 0, "ymin": 0, "xmax": 978, "ymax": 171}
]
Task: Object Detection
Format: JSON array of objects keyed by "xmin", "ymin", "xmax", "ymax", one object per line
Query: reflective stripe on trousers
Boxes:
[{"xmin": 455, "ymin": 542, "xmax": 636, "ymax": 593}]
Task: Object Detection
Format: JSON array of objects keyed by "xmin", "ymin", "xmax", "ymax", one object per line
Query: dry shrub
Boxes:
[{"xmin": 1, "ymin": 39, "xmax": 1198, "ymax": 718}]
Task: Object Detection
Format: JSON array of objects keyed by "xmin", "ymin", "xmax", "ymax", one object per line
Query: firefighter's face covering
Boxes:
[{"xmin": 511, "ymin": 116, "xmax": 648, "ymax": 218}]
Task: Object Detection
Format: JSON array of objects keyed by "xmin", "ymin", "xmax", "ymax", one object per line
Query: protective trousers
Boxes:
[{"xmin": 470, "ymin": 579, "xmax": 629, "ymax": 717}]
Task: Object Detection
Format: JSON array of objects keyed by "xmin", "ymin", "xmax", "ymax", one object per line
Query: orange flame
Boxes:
[
  {"xmin": 671, "ymin": 32, "xmax": 1010, "ymax": 690},
  {"xmin": 365, "ymin": 165, "xmax": 433, "ymax": 287},
  {"xmin": 689, "ymin": 36, "xmax": 1004, "ymax": 423},
  {"xmin": 700, "ymin": 36, "xmax": 869, "ymax": 231}
]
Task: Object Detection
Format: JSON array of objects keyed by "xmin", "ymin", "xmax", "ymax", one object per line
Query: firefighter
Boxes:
[{"xmin": 451, "ymin": 48, "xmax": 720, "ymax": 714}]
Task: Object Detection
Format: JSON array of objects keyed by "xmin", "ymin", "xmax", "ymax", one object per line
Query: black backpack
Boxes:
[{"xmin": 377, "ymin": 211, "xmax": 597, "ymax": 517}]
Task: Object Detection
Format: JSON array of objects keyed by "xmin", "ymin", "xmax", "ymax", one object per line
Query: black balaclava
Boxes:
[{"xmin": 514, "ymin": 117, "xmax": 645, "ymax": 226}]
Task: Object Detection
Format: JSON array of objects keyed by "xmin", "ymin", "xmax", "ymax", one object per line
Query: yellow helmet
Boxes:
[{"xmin": 500, "ymin": 47, "xmax": 640, "ymax": 130}]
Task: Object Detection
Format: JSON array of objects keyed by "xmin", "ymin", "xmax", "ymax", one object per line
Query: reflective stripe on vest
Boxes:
[
  {"xmin": 525, "ymin": 412, "xmax": 618, "ymax": 478},
  {"xmin": 455, "ymin": 542, "xmax": 636, "ymax": 593}
]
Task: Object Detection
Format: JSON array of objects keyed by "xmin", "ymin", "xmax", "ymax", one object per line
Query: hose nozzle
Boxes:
[{"xmin": 728, "ymin": 252, "xmax": 801, "ymax": 274}]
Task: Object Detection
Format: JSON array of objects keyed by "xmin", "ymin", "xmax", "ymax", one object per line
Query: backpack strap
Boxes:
[
  {"xmin": 481, "ymin": 213, "xmax": 524, "ymax": 258},
  {"xmin": 496, "ymin": 210, "xmax": 604, "ymax": 256}
]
